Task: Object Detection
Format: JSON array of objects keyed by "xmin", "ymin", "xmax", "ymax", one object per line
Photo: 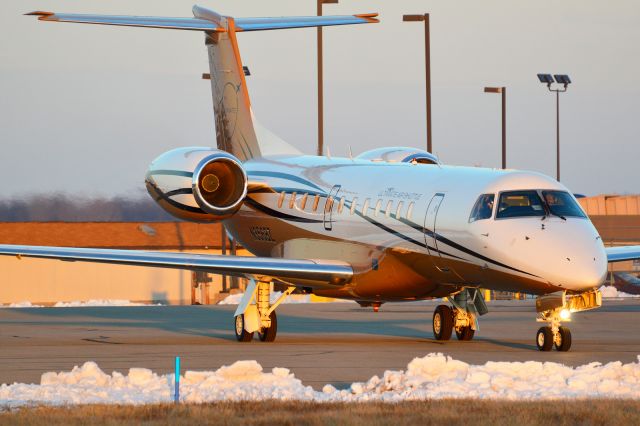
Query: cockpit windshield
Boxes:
[
  {"xmin": 496, "ymin": 191, "xmax": 545, "ymax": 218},
  {"xmin": 541, "ymin": 190, "xmax": 586, "ymax": 218},
  {"xmin": 494, "ymin": 190, "xmax": 587, "ymax": 219}
]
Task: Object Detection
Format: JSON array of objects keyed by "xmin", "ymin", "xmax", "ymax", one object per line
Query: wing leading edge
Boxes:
[
  {"xmin": 606, "ymin": 246, "xmax": 640, "ymax": 263},
  {"xmin": 0, "ymin": 245, "xmax": 352, "ymax": 288}
]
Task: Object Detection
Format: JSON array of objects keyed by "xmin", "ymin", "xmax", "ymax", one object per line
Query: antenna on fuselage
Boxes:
[
  {"xmin": 326, "ymin": 146, "xmax": 332, "ymax": 159},
  {"xmin": 348, "ymin": 145, "xmax": 353, "ymax": 160}
]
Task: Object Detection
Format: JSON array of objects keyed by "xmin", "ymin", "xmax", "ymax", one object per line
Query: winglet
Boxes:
[
  {"xmin": 25, "ymin": 11, "xmax": 55, "ymax": 20},
  {"xmin": 354, "ymin": 13, "xmax": 380, "ymax": 24}
]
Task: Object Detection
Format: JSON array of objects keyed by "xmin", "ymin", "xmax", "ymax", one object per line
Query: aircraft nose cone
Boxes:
[{"xmin": 561, "ymin": 242, "xmax": 608, "ymax": 291}]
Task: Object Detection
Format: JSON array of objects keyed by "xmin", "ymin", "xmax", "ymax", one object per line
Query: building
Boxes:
[
  {"xmin": 578, "ymin": 195, "xmax": 640, "ymax": 276},
  {"xmin": 0, "ymin": 222, "xmax": 248, "ymax": 305}
]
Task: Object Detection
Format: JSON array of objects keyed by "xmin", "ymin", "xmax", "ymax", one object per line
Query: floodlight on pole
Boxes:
[
  {"xmin": 537, "ymin": 73, "xmax": 572, "ymax": 181},
  {"xmin": 316, "ymin": 0, "xmax": 339, "ymax": 157},
  {"xmin": 484, "ymin": 86, "xmax": 507, "ymax": 169},
  {"xmin": 402, "ymin": 13, "xmax": 432, "ymax": 153}
]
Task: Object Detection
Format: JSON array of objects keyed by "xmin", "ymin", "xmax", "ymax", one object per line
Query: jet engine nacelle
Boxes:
[{"xmin": 145, "ymin": 147, "xmax": 247, "ymax": 222}]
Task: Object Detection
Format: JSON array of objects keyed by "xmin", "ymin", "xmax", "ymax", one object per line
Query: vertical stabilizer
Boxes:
[{"xmin": 197, "ymin": 8, "xmax": 261, "ymax": 160}]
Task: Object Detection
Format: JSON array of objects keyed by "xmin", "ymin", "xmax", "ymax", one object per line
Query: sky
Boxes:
[{"xmin": 1, "ymin": 0, "xmax": 639, "ymax": 198}]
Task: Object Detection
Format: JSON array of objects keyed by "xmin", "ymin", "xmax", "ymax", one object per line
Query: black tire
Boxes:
[
  {"xmin": 433, "ymin": 305, "xmax": 453, "ymax": 341},
  {"xmin": 234, "ymin": 314, "xmax": 254, "ymax": 342},
  {"xmin": 536, "ymin": 326, "xmax": 553, "ymax": 351},
  {"xmin": 258, "ymin": 311, "xmax": 278, "ymax": 342},
  {"xmin": 555, "ymin": 326, "xmax": 572, "ymax": 352},
  {"xmin": 455, "ymin": 326, "xmax": 475, "ymax": 341}
]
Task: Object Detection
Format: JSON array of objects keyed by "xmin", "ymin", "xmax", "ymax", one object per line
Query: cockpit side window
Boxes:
[
  {"xmin": 496, "ymin": 191, "xmax": 545, "ymax": 218},
  {"xmin": 469, "ymin": 194, "xmax": 495, "ymax": 222},
  {"xmin": 542, "ymin": 190, "xmax": 587, "ymax": 218}
]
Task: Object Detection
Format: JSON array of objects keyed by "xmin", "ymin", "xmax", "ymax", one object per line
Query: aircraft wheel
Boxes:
[
  {"xmin": 433, "ymin": 305, "xmax": 453, "ymax": 341},
  {"xmin": 536, "ymin": 326, "xmax": 554, "ymax": 351},
  {"xmin": 258, "ymin": 311, "xmax": 278, "ymax": 342},
  {"xmin": 455, "ymin": 326, "xmax": 475, "ymax": 341},
  {"xmin": 234, "ymin": 314, "xmax": 254, "ymax": 342},
  {"xmin": 555, "ymin": 326, "xmax": 572, "ymax": 352}
]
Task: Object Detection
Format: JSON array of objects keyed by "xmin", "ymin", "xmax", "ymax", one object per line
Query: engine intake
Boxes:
[
  {"xmin": 193, "ymin": 155, "xmax": 247, "ymax": 216},
  {"xmin": 145, "ymin": 147, "xmax": 247, "ymax": 222}
]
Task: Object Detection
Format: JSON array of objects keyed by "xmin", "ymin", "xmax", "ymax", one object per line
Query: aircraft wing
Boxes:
[
  {"xmin": 606, "ymin": 246, "xmax": 640, "ymax": 263},
  {"xmin": 0, "ymin": 245, "xmax": 352, "ymax": 288}
]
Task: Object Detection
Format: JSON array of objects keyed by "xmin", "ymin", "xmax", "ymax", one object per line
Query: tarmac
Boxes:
[{"xmin": 1, "ymin": 299, "xmax": 639, "ymax": 389}]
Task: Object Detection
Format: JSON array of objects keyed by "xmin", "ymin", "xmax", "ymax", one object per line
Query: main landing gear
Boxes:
[
  {"xmin": 233, "ymin": 279, "xmax": 294, "ymax": 342},
  {"xmin": 432, "ymin": 288, "xmax": 488, "ymax": 341},
  {"xmin": 535, "ymin": 289, "xmax": 602, "ymax": 352}
]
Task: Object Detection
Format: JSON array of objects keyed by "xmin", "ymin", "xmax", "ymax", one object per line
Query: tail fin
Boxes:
[{"xmin": 27, "ymin": 6, "xmax": 379, "ymax": 160}]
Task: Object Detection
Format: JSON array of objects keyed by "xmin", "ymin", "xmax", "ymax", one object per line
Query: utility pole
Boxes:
[
  {"xmin": 537, "ymin": 74, "xmax": 571, "ymax": 181},
  {"xmin": 403, "ymin": 13, "xmax": 432, "ymax": 153},
  {"xmin": 484, "ymin": 86, "xmax": 507, "ymax": 169},
  {"xmin": 317, "ymin": 0, "xmax": 339, "ymax": 156}
]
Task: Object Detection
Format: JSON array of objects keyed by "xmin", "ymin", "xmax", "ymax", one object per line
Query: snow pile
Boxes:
[
  {"xmin": 3, "ymin": 353, "xmax": 640, "ymax": 407},
  {"xmin": 326, "ymin": 353, "xmax": 640, "ymax": 401},
  {"xmin": 0, "ymin": 300, "xmax": 161, "ymax": 308},
  {"xmin": 0, "ymin": 301, "xmax": 44, "ymax": 308},
  {"xmin": 218, "ymin": 291, "xmax": 354, "ymax": 305},
  {"xmin": 219, "ymin": 291, "xmax": 310, "ymax": 305},
  {"xmin": 599, "ymin": 286, "xmax": 639, "ymax": 298},
  {"xmin": 0, "ymin": 360, "xmax": 314, "ymax": 408},
  {"xmin": 53, "ymin": 299, "xmax": 161, "ymax": 307}
]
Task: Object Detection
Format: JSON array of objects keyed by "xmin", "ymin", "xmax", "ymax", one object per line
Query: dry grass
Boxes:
[{"xmin": 2, "ymin": 399, "xmax": 639, "ymax": 426}]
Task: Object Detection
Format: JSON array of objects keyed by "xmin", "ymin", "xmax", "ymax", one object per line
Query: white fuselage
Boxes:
[{"xmin": 217, "ymin": 155, "xmax": 607, "ymax": 300}]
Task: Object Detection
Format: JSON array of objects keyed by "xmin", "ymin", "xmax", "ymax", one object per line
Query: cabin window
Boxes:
[
  {"xmin": 289, "ymin": 192, "xmax": 297, "ymax": 209},
  {"xmin": 496, "ymin": 191, "xmax": 545, "ymax": 219},
  {"xmin": 300, "ymin": 193, "xmax": 308, "ymax": 210},
  {"xmin": 337, "ymin": 197, "xmax": 345, "ymax": 214},
  {"xmin": 362, "ymin": 198, "xmax": 370, "ymax": 216},
  {"xmin": 395, "ymin": 201, "xmax": 404, "ymax": 219},
  {"xmin": 326, "ymin": 196, "xmax": 335, "ymax": 213},
  {"xmin": 278, "ymin": 191, "xmax": 285, "ymax": 208},
  {"xmin": 385, "ymin": 200, "xmax": 393, "ymax": 218},
  {"xmin": 541, "ymin": 191, "xmax": 587, "ymax": 218},
  {"xmin": 374, "ymin": 200, "xmax": 382, "ymax": 217},
  {"xmin": 469, "ymin": 194, "xmax": 495, "ymax": 222},
  {"xmin": 312, "ymin": 195, "xmax": 320, "ymax": 212},
  {"xmin": 407, "ymin": 202, "xmax": 415, "ymax": 220},
  {"xmin": 350, "ymin": 198, "xmax": 358, "ymax": 215}
]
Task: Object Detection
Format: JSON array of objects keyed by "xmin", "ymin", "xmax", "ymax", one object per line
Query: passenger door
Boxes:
[
  {"xmin": 324, "ymin": 185, "xmax": 341, "ymax": 231},
  {"xmin": 424, "ymin": 193, "xmax": 448, "ymax": 272}
]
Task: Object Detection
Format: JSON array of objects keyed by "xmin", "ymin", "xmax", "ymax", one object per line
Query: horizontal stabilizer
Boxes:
[
  {"xmin": 26, "ymin": 7, "xmax": 378, "ymax": 32},
  {"xmin": 233, "ymin": 14, "xmax": 379, "ymax": 31},
  {"xmin": 25, "ymin": 11, "xmax": 221, "ymax": 31}
]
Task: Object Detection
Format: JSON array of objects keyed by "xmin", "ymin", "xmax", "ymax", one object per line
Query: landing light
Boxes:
[{"xmin": 560, "ymin": 308, "xmax": 571, "ymax": 320}]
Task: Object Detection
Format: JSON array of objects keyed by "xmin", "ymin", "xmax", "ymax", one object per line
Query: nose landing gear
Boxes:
[
  {"xmin": 535, "ymin": 309, "xmax": 572, "ymax": 352},
  {"xmin": 535, "ymin": 289, "xmax": 601, "ymax": 352}
]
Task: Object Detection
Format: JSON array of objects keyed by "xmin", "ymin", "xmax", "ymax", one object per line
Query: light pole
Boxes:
[
  {"xmin": 484, "ymin": 87, "xmax": 507, "ymax": 169},
  {"xmin": 317, "ymin": 0, "xmax": 339, "ymax": 156},
  {"xmin": 537, "ymin": 73, "xmax": 571, "ymax": 181},
  {"xmin": 402, "ymin": 13, "xmax": 432, "ymax": 153}
]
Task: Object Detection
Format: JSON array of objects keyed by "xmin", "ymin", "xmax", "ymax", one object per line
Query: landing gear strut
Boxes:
[
  {"xmin": 535, "ymin": 308, "xmax": 572, "ymax": 352},
  {"xmin": 233, "ymin": 279, "xmax": 294, "ymax": 342},
  {"xmin": 535, "ymin": 289, "xmax": 602, "ymax": 352},
  {"xmin": 432, "ymin": 289, "xmax": 488, "ymax": 341}
]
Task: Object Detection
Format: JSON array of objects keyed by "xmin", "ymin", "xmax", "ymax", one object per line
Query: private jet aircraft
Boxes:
[{"xmin": 2, "ymin": 6, "xmax": 639, "ymax": 351}]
